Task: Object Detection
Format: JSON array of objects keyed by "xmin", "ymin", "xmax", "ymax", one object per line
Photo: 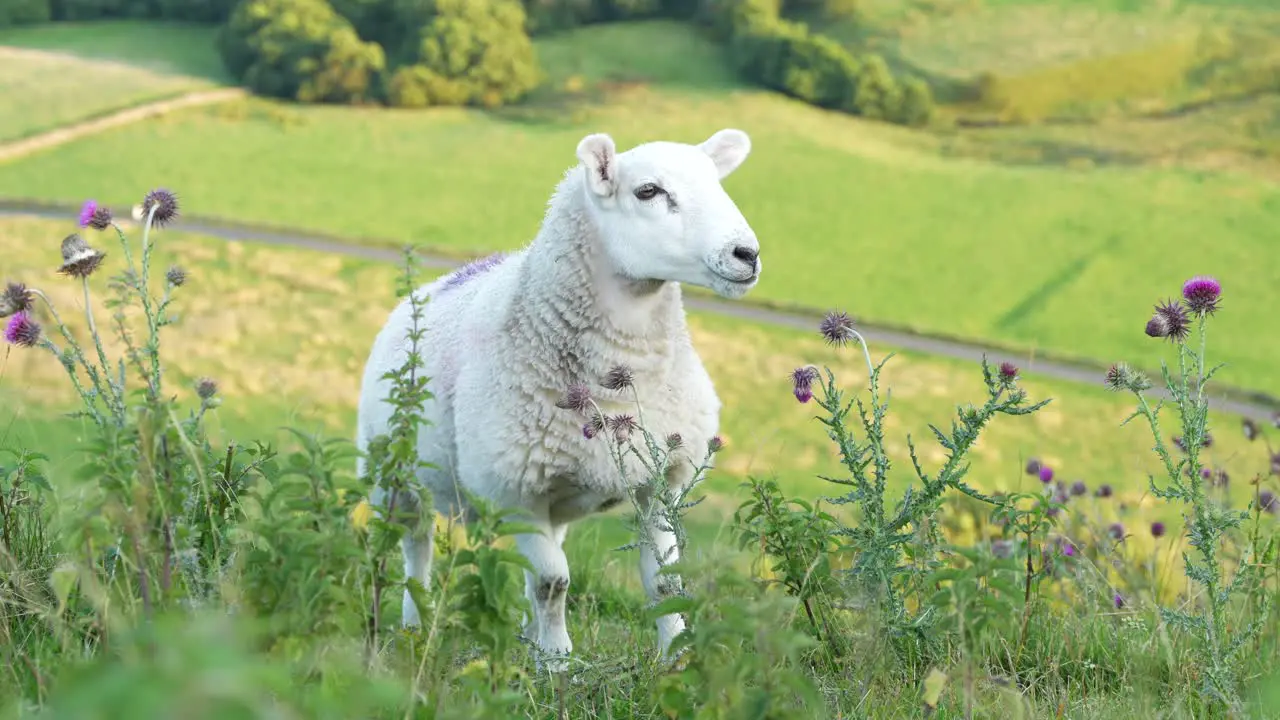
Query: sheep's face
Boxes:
[{"xmin": 575, "ymin": 129, "xmax": 761, "ymax": 300}]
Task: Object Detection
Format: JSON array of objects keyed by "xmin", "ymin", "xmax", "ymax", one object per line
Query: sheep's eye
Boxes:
[{"xmin": 634, "ymin": 183, "xmax": 663, "ymax": 201}]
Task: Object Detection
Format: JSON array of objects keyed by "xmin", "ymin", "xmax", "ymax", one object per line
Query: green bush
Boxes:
[
  {"xmin": 0, "ymin": 0, "xmax": 51, "ymax": 25},
  {"xmin": 219, "ymin": 0, "xmax": 386, "ymax": 105},
  {"xmin": 50, "ymin": 0, "xmax": 237, "ymax": 22},
  {"xmin": 519, "ymin": 0, "xmax": 599, "ymax": 34},
  {"xmin": 387, "ymin": 0, "xmax": 540, "ymax": 108}
]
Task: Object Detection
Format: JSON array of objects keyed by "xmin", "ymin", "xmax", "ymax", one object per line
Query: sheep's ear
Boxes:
[
  {"xmin": 699, "ymin": 128, "xmax": 751, "ymax": 179},
  {"xmin": 576, "ymin": 132, "xmax": 618, "ymax": 197}
]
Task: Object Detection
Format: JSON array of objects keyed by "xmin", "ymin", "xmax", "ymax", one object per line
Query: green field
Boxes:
[
  {"xmin": 0, "ymin": 22, "xmax": 227, "ymax": 141},
  {"xmin": 1, "ymin": 214, "xmax": 1268, "ymax": 528},
  {"xmin": 0, "ymin": 19, "xmax": 1275, "ymax": 399}
]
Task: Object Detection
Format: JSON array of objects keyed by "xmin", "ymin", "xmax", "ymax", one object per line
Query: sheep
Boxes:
[{"xmin": 354, "ymin": 128, "xmax": 761, "ymax": 668}]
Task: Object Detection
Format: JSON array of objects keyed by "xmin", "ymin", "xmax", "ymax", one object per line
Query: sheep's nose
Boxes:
[{"xmin": 732, "ymin": 245, "xmax": 759, "ymax": 266}]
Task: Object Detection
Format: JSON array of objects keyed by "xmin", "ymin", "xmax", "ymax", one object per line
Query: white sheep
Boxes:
[{"xmin": 355, "ymin": 128, "xmax": 761, "ymax": 667}]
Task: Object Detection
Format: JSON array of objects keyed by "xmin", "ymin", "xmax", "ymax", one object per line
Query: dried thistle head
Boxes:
[
  {"xmin": 166, "ymin": 265, "xmax": 188, "ymax": 287},
  {"xmin": 605, "ymin": 414, "xmax": 638, "ymax": 443},
  {"xmin": 818, "ymin": 310, "xmax": 857, "ymax": 346},
  {"xmin": 3, "ymin": 311, "xmax": 41, "ymax": 347},
  {"xmin": 555, "ymin": 383, "xmax": 592, "ymax": 413},
  {"xmin": 58, "ymin": 234, "xmax": 106, "ymax": 279},
  {"xmin": 141, "ymin": 188, "xmax": 180, "ymax": 228},
  {"xmin": 664, "ymin": 433, "xmax": 683, "ymax": 451},
  {"xmin": 0, "ymin": 282, "xmax": 35, "ymax": 318},
  {"xmin": 1181, "ymin": 275, "xmax": 1221, "ymax": 316},
  {"xmin": 1146, "ymin": 299, "xmax": 1190, "ymax": 343},
  {"xmin": 602, "ymin": 364, "xmax": 634, "ymax": 391},
  {"xmin": 78, "ymin": 199, "xmax": 113, "ymax": 231}
]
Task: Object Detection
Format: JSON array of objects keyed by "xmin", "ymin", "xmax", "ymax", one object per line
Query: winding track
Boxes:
[{"xmin": 2, "ymin": 201, "xmax": 1275, "ymax": 423}]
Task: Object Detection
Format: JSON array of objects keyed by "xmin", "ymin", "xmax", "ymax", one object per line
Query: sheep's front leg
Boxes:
[
  {"xmin": 635, "ymin": 487, "xmax": 686, "ymax": 660},
  {"xmin": 401, "ymin": 513, "xmax": 435, "ymax": 628},
  {"xmin": 517, "ymin": 520, "xmax": 572, "ymax": 673}
]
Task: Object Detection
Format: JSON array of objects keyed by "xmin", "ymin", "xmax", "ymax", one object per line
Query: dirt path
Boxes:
[
  {"xmin": 1, "ymin": 201, "xmax": 1275, "ymax": 422},
  {"xmin": 0, "ymin": 88, "xmax": 246, "ymax": 163}
]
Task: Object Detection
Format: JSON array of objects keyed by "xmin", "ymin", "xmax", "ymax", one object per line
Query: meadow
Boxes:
[
  {"xmin": 1, "ymin": 2, "xmax": 1279, "ymax": 716},
  {"xmin": 0, "ymin": 20, "xmax": 1277, "ymax": 400}
]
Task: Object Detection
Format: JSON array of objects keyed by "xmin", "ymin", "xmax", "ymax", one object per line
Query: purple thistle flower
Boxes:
[
  {"xmin": 555, "ymin": 383, "xmax": 593, "ymax": 413},
  {"xmin": 1147, "ymin": 299, "xmax": 1191, "ymax": 343},
  {"xmin": 1114, "ymin": 592, "xmax": 1125, "ymax": 609},
  {"xmin": 1151, "ymin": 521, "xmax": 1166, "ymax": 538},
  {"xmin": 3, "ymin": 311, "xmax": 41, "ymax": 347},
  {"xmin": 790, "ymin": 365, "xmax": 820, "ymax": 404},
  {"xmin": 707, "ymin": 436, "xmax": 725, "ymax": 454},
  {"xmin": 997, "ymin": 361, "xmax": 1018, "ymax": 384},
  {"xmin": 1038, "ymin": 465, "xmax": 1054, "ymax": 484},
  {"xmin": 606, "ymin": 414, "xmax": 638, "ymax": 443},
  {"xmin": 78, "ymin": 199, "xmax": 113, "ymax": 231},
  {"xmin": 818, "ymin": 310, "xmax": 858, "ymax": 347},
  {"xmin": 582, "ymin": 413, "xmax": 604, "ymax": 440},
  {"xmin": 140, "ymin": 188, "xmax": 179, "ymax": 228},
  {"xmin": 1181, "ymin": 275, "xmax": 1221, "ymax": 316},
  {"xmin": 1260, "ymin": 490, "xmax": 1277, "ymax": 514},
  {"xmin": 1108, "ymin": 522, "xmax": 1126, "ymax": 540},
  {"xmin": 1025, "ymin": 458, "xmax": 1042, "ymax": 475},
  {"xmin": 1061, "ymin": 540, "xmax": 1076, "ymax": 557},
  {"xmin": 440, "ymin": 253, "xmax": 508, "ymax": 292},
  {"xmin": 195, "ymin": 377, "xmax": 218, "ymax": 401},
  {"xmin": 1070, "ymin": 480, "xmax": 1088, "ymax": 497},
  {"xmin": 0, "ymin": 282, "xmax": 35, "ymax": 318},
  {"xmin": 1095, "ymin": 484, "xmax": 1113, "ymax": 498},
  {"xmin": 664, "ymin": 433, "xmax": 683, "ymax": 451},
  {"xmin": 602, "ymin": 364, "xmax": 635, "ymax": 391}
]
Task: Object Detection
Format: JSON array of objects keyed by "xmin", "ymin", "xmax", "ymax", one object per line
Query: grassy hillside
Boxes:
[
  {"xmin": 0, "ymin": 21, "xmax": 227, "ymax": 141},
  {"xmin": 0, "ymin": 214, "xmax": 1267, "ymax": 525}
]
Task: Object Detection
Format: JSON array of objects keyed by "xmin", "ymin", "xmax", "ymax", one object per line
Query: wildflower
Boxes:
[
  {"xmin": 997, "ymin": 361, "xmax": 1018, "ymax": 384},
  {"xmin": 1145, "ymin": 299, "xmax": 1190, "ymax": 343},
  {"xmin": 1103, "ymin": 362, "xmax": 1152, "ymax": 393},
  {"xmin": 664, "ymin": 433, "xmax": 683, "ymax": 451},
  {"xmin": 1069, "ymin": 480, "xmax": 1088, "ymax": 497},
  {"xmin": 78, "ymin": 199, "xmax": 113, "ymax": 231},
  {"xmin": 350, "ymin": 499, "xmax": 374, "ymax": 531},
  {"xmin": 1114, "ymin": 592, "xmax": 1125, "ymax": 609},
  {"xmin": 991, "ymin": 540, "xmax": 1013, "ymax": 559},
  {"xmin": 818, "ymin": 310, "xmax": 857, "ymax": 346},
  {"xmin": 555, "ymin": 383, "xmax": 592, "ymax": 413},
  {"xmin": 1181, "ymin": 275, "xmax": 1221, "ymax": 316},
  {"xmin": 606, "ymin": 414, "xmax": 638, "ymax": 443},
  {"xmin": 790, "ymin": 365, "xmax": 820, "ymax": 404},
  {"xmin": 1038, "ymin": 465, "xmax": 1054, "ymax": 484},
  {"xmin": 1095, "ymin": 484, "xmax": 1113, "ymax": 498},
  {"xmin": 1200, "ymin": 468, "xmax": 1212, "ymax": 481},
  {"xmin": 165, "ymin": 265, "xmax": 187, "ymax": 287},
  {"xmin": 58, "ymin": 234, "xmax": 106, "ymax": 279},
  {"xmin": 140, "ymin": 188, "xmax": 180, "ymax": 228},
  {"xmin": 582, "ymin": 414, "xmax": 604, "ymax": 440},
  {"xmin": 1243, "ymin": 418, "xmax": 1258, "ymax": 441},
  {"xmin": 3, "ymin": 311, "xmax": 41, "ymax": 347},
  {"xmin": 195, "ymin": 377, "xmax": 218, "ymax": 401},
  {"xmin": 1060, "ymin": 539, "xmax": 1076, "ymax": 557},
  {"xmin": 1107, "ymin": 522, "xmax": 1125, "ymax": 540},
  {"xmin": 1260, "ymin": 490, "xmax": 1277, "ymax": 514},
  {"xmin": 0, "ymin": 282, "xmax": 34, "ymax": 318},
  {"xmin": 707, "ymin": 436, "xmax": 724, "ymax": 454},
  {"xmin": 1025, "ymin": 458, "xmax": 1042, "ymax": 475},
  {"xmin": 1151, "ymin": 521, "xmax": 1166, "ymax": 538},
  {"xmin": 602, "ymin": 364, "xmax": 634, "ymax": 391}
]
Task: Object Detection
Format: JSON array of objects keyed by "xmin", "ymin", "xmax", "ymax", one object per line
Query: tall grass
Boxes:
[{"xmin": 0, "ymin": 188, "xmax": 1276, "ymax": 718}]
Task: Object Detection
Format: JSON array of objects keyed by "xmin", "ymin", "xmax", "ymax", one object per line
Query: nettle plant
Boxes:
[
  {"xmin": 736, "ymin": 310, "xmax": 1050, "ymax": 662},
  {"xmin": 1106, "ymin": 275, "xmax": 1273, "ymax": 712}
]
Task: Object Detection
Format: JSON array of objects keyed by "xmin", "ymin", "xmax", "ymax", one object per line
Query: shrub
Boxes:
[
  {"xmin": 519, "ymin": 0, "xmax": 599, "ymax": 34},
  {"xmin": 219, "ymin": 0, "xmax": 386, "ymax": 105},
  {"xmin": 0, "ymin": 0, "xmax": 50, "ymax": 25},
  {"xmin": 387, "ymin": 0, "xmax": 540, "ymax": 109},
  {"xmin": 152, "ymin": 0, "xmax": 239, "ymax": 21}
]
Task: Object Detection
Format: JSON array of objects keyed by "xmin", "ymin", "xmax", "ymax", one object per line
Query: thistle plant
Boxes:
[
  {"xmin": 789, "ymin": 310, "xmax": 1049, "ymax": 638},
  {"xmin": 1109, "ymin": 275, "xmax": 1266, "ymax": 711}
]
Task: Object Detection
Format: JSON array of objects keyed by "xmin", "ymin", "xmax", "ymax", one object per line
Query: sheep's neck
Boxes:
[{"xmin": 512, "ymin": 183, "xmax": 685, "ymax": 390}]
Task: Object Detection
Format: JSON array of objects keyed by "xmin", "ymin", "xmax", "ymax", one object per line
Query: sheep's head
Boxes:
[{"xmin": 574, "ymin": 129, "xmax": 760, "ymax": 300}]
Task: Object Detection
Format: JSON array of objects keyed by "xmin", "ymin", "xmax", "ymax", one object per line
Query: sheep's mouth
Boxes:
[{"xmin": 714, "ymin": 271, "xmax": 758, "ymax": 286}]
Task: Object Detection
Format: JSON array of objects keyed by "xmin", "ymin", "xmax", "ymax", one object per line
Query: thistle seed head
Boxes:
[
  {"xmin": 141, "ymin": 188, "xmax": 180, "ymax": 228},
  {"xmin": 58, "ymin": 234, "xmax": 106, "ymax": 279},
  {"xmin": 166, "ymin": 265, "xmax": 188, "ymax": 287},
  {"xmin": 664, "ymin": 433, "xmax": 683, "ymax": 451},
  {"xmin": 602, "ymin": 364, "xmax": 634, "ymax": 391},
  {"xmin": 818, "ymin": 310, "xmax": 858, "ymax": 347},
  {"xmin": 605, "ymin": 414, "xmax": 638, "ymax": 443},
  {"xmin": 1147, "ymin": 299, "xmax": 1190, "ymax": 343},
  {"xmin": 1181, "ymin": 275, "xmax": 1221, "ymax": 316},
  {"xmin": 0, "ymin": 282, "xmax": 35, "ymax": 318},
  {"xmin": 555, "ymin": 383, "xmax": 592, "ymax": 413},
  {"xmin": 3, "ymin": 311, "xmax": 41, "ymax": 347}
]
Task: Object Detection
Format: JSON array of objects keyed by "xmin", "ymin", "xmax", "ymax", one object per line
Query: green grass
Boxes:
[
  {"xmin": 1, "ymin": 214, "xmax": 1270, "ymax": 533},
  {"xmin": 0, "ymin": 21, "xmax": 228, "ymax": 142}
]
